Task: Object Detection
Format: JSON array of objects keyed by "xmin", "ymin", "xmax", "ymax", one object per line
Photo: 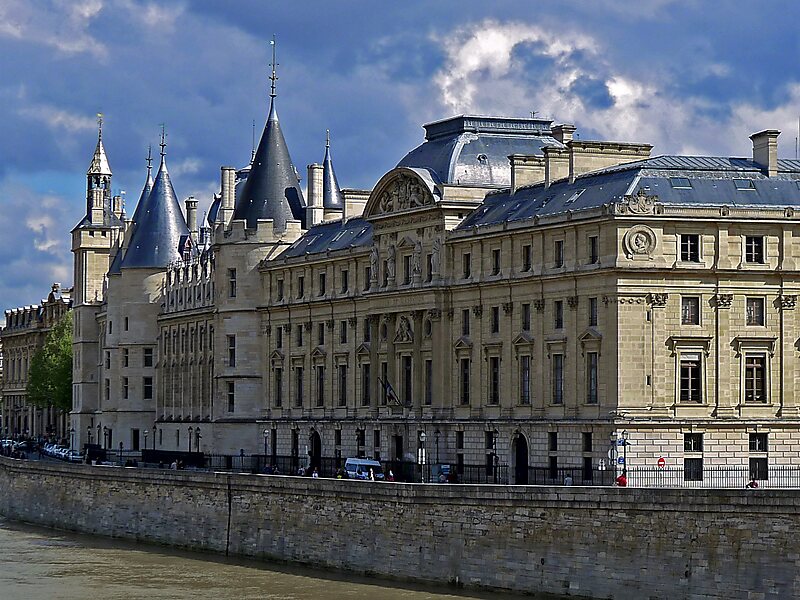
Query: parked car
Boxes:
[
  {"xmin": 66, "ymin": 450, "xmax": 83, "ymax": 463},
  {"xmin": 344, "ymin": 458, "xmax": 385, "ymax": 480}
]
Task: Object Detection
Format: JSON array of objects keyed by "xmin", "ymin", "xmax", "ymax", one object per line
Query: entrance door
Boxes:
[
  {"xmin": 309, "ymin": 430, "xmax": 322, "ymax": 472},
  {"xmin": 132, "ymin": 429, "xmax": 140, "ymax": 451},
  {"xmin": 514, "ymin": 434, "xmax": 529, "ymax": 485}
]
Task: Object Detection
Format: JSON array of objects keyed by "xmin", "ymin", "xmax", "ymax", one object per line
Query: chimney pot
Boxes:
[{"xmin": 750, "ymin": 129, "xmax": 780, "ymax": 177}]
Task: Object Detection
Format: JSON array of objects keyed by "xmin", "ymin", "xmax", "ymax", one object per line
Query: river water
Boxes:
[{"xmin": 0, "ymin": 518, "xmax": 543, "ymax": 600}]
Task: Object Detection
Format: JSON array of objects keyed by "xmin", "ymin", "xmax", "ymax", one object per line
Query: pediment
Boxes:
[
  {"xmin": 397, "ymin": 235, "xmax": 416, "ymax": 249},
  {"xmin": 356, "ymin": 342, "xmax": 371, "ymax": 356},
  {"xmin": 363, "ymin": 168, "xmax": 441, "ymax": 218},
  {"xmin": 578, "ymin": 328, "xmax": 602, "ymax": 343},
  {"xmin": 513, "ymin": 332, "xmax": 534, "ymax": 345},
  {"xmin": 311, "ymin": 347, "xmax": 326, "ymax": 359},
  {"xmin": 270, "ymin": 349, "xmax": 285, "ymax": 362},
  {"xmin": 453, "ymin": 337, "xmax": 473, "ymax": 350}
]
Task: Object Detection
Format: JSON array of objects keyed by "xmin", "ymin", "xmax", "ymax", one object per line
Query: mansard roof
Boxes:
[
  {"xmin": 396, "ymin": 114, "xmax": 564, "ymax": 188},
  {"xmin": 232, "ymin": 99, "xmax": 305, "ymax": 230},
  {"xmin": 120, "ymin": 155, "xmax": 189, "ymax": 269},
  {"xmin": 456, "ymin": 154, "xmax": 800, "ymax": 231},
  {"xmin": 279, "ymin": 217, "xmax": 372, "ymax": 261}
]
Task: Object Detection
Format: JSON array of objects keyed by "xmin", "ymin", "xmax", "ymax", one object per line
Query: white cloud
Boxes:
[
  {"xmin": 169, "ymin": 157, "xmax": 202, "ymax": 178},
  {"xmin": 18, "ymin": 104, "xmax": 97, "ymax": 133}
]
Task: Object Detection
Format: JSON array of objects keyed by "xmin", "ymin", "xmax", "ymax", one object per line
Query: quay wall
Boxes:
[{"xmin": 0, "ymin": 456, "xmax": 797, "ymax": 599}]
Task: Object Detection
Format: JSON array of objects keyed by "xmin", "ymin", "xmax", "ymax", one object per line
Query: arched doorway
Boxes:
[
  {"xmin": 513, "ymin": 433, "xmax": 529, "ymax": 485},
  {"xmin": 309, "ymin": 430, "xmax": 322, "ymax": 473}
]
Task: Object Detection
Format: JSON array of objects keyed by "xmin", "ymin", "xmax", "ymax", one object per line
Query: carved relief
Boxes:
[
  {"xmin": 427, "ymin": 308, "xmax": 442, "ymax": 321},
  {"xmin": 623, "ymin": 224, "xmax": 657, "ymax": 259},
  {"xmin": 395, "ymin": 316, "xmax": 413, "ymax": 343},
  {"xmin": 502, "ymin": 302, "xmax": 513, "ymax": 315},
  {"xmin": 714, "ymin": 294, "xmax": 733, "ymax": 309},
  {"xmin": 375, "ymin": 174, "xmax": 434, "ymax": 215},
  {"xmin": 472, "ymin": 305, "xmax": 483, "ymax": 318},
  {"xmin": 780, "ymin": 295, "xmax": 797, "ymax": 310},
  {"xmin": 647, "ymin": 293, "xmax": 669, "ymax": 308},
  {"xmin": 617, "ymin": 188, "xmax": 658, "ymax": 215},
  {"xmin": 533, "ymin": 299, "xmax": 545, "ymax": 313},
  {"xmin": 567, "ymin": 296, "xmax": 579, "ymax": 309}
]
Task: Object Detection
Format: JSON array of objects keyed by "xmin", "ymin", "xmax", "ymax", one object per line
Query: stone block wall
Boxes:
[{"xmin": 0, "ymin": 456, "xmax": 798, "ymax": 599}]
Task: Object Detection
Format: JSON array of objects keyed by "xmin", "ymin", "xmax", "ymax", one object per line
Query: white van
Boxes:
[{"xmin": 344, "ymin": 458, "xmax": 385, "ymax": 480}]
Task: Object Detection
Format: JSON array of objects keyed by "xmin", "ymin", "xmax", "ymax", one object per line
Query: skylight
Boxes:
[
  {"xmin": 733, "ymin": 178, "xmax": 755, "ymax": 190},
  {"xmin": 566, "ymin": 189, "xmax": 586, "ymax": 203},
  {"xmin": 669, "ymin": 177, "xmax": 692, "ymax": 189}
]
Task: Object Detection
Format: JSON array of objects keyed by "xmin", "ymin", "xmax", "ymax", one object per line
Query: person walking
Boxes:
[{"xmin": 615, "ymin": 470, "xmax": 628, "ymax": 487}]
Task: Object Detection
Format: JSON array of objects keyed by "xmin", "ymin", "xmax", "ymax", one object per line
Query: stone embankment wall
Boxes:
[{"xmin": 0, "ymin": 456, "xmax": 797, "ymax": 599}]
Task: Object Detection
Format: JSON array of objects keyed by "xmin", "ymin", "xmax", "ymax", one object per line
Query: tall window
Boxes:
[
  {"xmin": 552, "ymin": 354, "xmax": 563, "ymax": 404},
  {"xmin": 746, "ymin": 297, "xmax": 765, "ymax": 326},
  {"xmin": 745, "ymin": 236, "xmax": 764, "ymax": 263},
  {"xmin": 340, "ymin": 269, "xmax": 349, "ymax": 293},
  {"xmin": 338, "ymin": 364, "xmax": 347, "ymax": 407},
  {"xmin": 491, "ymin": 306, "xmax": 500, "ymax": 334},
  {"xmin": 276, "ymin": 278, "xmax": 284, "ymax": 301},
  {"xmin": 522, "ymin": 244, "xmax": 532, "ymax": 272},
  {"xmin": 143, "ymin": 347, "xmax": 155, "ymax": 367},
  {"xmin": 460, "ymin": 358, "xmax": 470, "ymax": 405},
  {"xmin": 744, "ymin": 355, "xmax": 766, "ymax": 403},
  {"xmin": 424, "ymin": 359, "xmax": 433, "ymax": 405},
  {"xmin": 403, "ymin": 255, "xmax": 412, "ymax": 284},
  {"xmin": 363, "ymin": 266, "xmax": 371, "ymax": 291},
  {"xmin": 462, "ymin": 309, "xmax": 470, "ymax": 336},
  {"xmin": 681, "ymin": 297, "xmax": 700, "ymax": 325},
  {"xmin": 297, "ymin": 275, "xmax": 305, "ymax": 298},
  {"xmin": 122, "ymin": 377, "xmax": 129, "ymax": 400},
  {"xmin": 363, "ymin": 317, "xmax": 371, "ymax": 342},
  {"xmin": 679, "ymin": 354, "xmax": 702, "ymax": 403},
  {"xmin": 554, "ymin": 300, "xmax": 564, "ymax": 329},
  {"xmin": 380, "ymin": 361, "xmax": 388, "ymax": 405},
  {"xmin": 227, "ymin": 335, "xmax": 236, "ymax": 367},
  {"xmin": 589, "ymin": 297, "xmax": 598, "ymax": 327},
  {"xmin": 296, "ymin": 324, "xmax": 304, "ymax": 347},
  {"xmin": 276, "ymin": 326, "xmax": 283, "ymax": 349},
  {"xmin": 274, "ymin": 368, "xmax": 283, "ymax": 407},
  {"xmin": 749, "ymin": 434, "xmax": 769, "ymax": 480},
  {"xmin": 315, "ymin": 365, "xmax": 325, "ymax": 407},
  {"xmin": 402, "ymin": 356, "xmax": 412, "ymax": 406},
  {"xmin": 680, "ymin": 234, "xmax": 700, "ymax": 262},
  {"xmin": 491, "ymin": 248, "xmax": 501, "ymax": 275},
  {"xmin": 361, "ymin": 363, "xmax": 371, "ymax": 406},
  {"xmin": 318, "ymin": 272, "xmax": 326, "ymax": 296},
  {"xmin": 683, "ymin": 433, "xmax": 703, "ymax": 481},
  {"xmin": 317, "ymin": 323, "xmax": 325, "ymax": 346},
  {"xmin": 227, "ymin": 381, "xmax": 235, "ymax": 412},
  {"xmin": 489, "ymin": 356, "xmax": 500, "ymax": 405},
  {"xmin": 228, "ymin": 268, "xmax": 237, "ymax": 298},
  {"xmin": 143, "ymin": 377, "xmax": 153, "ymax": 400},
  {"xmin": 589, "ymin": 235, "xmax": 599, "ymax": 264},
  {"xmin": 520, "ymin": 355, "xmax": 531, "ymax": 404},
  {"xmin": 554, "ymin": 240, "xmax": 564, "ymax": 268},
  {"xmin": 294, "ymin": 366, "xmax": 304, "ymax": 407},
  {"xmin": 522, "ymin": 303, "xmax": 531, "ymax": 331},
  {"xmin": 462, "ymin": 252, "xmax": 472, "ymax": 279},
  {"xmin": 586, "ymin": 352, "xmax": 598, "ymax": 404},
  {"xmin": 123, "ymin": 348, "xmax": 129, "ymax": 367},
  {"xmin": 339, "ymin": 320, "xmax": 348, "ymax": 344}
]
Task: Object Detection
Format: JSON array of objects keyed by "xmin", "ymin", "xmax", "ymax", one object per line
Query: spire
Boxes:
[
  {"xmin": 231, "ymin": 44, "xmax": 306, "ymax": 230},
  {"xmin": 146, "ymin": 144, "xmax": 153, "ymax": 178},
  {"xmin": 109, "ymin": 150, "xmax": 155, "ymax": 275},
  {"xmin": 322, "ymin": 129, "xmax": 343, "ymax": 210},
  {"xmin": 87, "ymin": 113, "xmax": 112, "ymax": 176},
  {"xmin": 120, "ymin": 128, "xmax": 189, "ymax": 269},
  {"xmin": 269, "ymin": 35, "xmax": 278, "ymax": 99}
]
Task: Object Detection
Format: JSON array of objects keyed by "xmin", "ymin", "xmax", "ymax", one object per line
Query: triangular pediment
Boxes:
[
  {"xmin": 578, "ymin": 328, "xmax": 602, "ymax": 343},
  {"xmin": 311, "ymin": 347, "xmax": 326, "ymax": 359},
  {"xmin": 513, "ymin": 332, "xmax": 534, "ymax": 345},
  {"xmin": 453, "ymin": 336, "xmax": 473, "ymax": 350},
  {"xmin": 356, "ymin": 342, "xmax": 371, "ymax": 356},
  {"xmin": 270, "ymin": 349, "xmax": 285, "ymax": 361}
]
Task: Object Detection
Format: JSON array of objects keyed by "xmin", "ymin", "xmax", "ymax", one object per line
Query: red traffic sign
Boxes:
[{"xmin": 657, "ymin": 457, "xmax": 666, "ymax": 468}]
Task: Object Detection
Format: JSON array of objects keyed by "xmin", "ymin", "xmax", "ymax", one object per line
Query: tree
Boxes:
[{"xmin": 27, "ymin": 311, "xmax": 73, "ymax": 412}]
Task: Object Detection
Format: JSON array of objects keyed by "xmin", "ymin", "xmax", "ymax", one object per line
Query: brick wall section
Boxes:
[{"xmin": 0, "ymin": 456, "xmax": 798, "ymax": 599}]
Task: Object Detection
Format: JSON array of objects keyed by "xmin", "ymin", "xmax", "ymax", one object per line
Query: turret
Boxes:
[{"xmin": 86, "ymin": 114, "xmax": 112, "ymax": 226}]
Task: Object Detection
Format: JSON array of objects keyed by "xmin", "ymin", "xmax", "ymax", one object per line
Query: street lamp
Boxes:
[
  {"xmin": 96, "ymin": 424, "xmax": 101, "ymax": 449},
  {"xmin": 144, "ymin": 430, "xmax": 149, "ymax": 451},
  {"xmin": 434, "ymin": 429, "xmax": 440, "ymax": 464},
  {"xmin": 87, "ymin": 425, "xmax": 92, "ymax": 445},
  {"xmin": 419, "ymin": 431, "xmax": 427, "ymax": 483},
  {"xmin": 188, "ymin": 426, "xmax": 193, "ymax": 452},
  {"xmin": 263, "ymin": 429, "xmax": 269, "ymax": 470},
  {"xmin": 622, "ymin": 429, "xmax": 629, "ymax": 473},
  {"xmin": 153, "ymin": 422, "xmax": 158, "ymax": 450},
  {"xmin": 69, "ymin": 427, "xmax": 75, "ymax": 452},
  {"xmin": 103, "ymin": 426, "xmax": 108, "ymax": 449}
]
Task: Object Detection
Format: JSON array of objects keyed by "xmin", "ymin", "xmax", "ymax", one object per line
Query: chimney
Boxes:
[
  {"xmin": 185, "ymin": 196, "xmax": 198, "ymax": 240},
  {"xmin": 220, "ymin": 166, "xmax": 236, "ymax": 225},
  {"xmin": 551, "ymin": 124, "xmax": 577, "ymax": 145},
  {"xmin": 509, "ymin": 154, "xmax": 545, "ymax": 193},
  {"xmin": 306, "ymin": 163, "xmax": 324, "ymax": 226},
  {"xmin": 112, "ymin": 193, "xmax": 124, "ymax": 219},
  {"xmin": 543, "ymin": 147, "xmax": 570, "ymax": 188},
  {"xmin": 751, "ymin": 129, "xmax": 780, "ymax": 177}
]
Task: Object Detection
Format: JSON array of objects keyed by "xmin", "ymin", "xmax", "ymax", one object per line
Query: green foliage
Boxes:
[{"xmin": 26, "ymin": 311, "xmax": 73, "ymax": 411}]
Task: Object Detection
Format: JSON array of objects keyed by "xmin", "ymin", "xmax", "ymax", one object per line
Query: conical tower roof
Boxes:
[
  {"xmin": 232, "ymin": 96, "xmax": 305, "ymax": 230},
  {"xmin": 322, "ymin": 130, "xmax": 343, "ymax": 210},
  {"xmin": 108, "ymin": 158, "xmax": 154, "ymax": 275},
  {"xmin": 87, "ymin": 119, "xmax": 112, "ymax": 175},
  {"xmin": 120, "ymin": 144, "xmax": 189, "ymax": 269}
]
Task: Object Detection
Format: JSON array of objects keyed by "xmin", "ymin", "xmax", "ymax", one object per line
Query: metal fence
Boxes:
[{"xmin": 624, "ymin": 466, "xmax": 800, "ymax": 489}]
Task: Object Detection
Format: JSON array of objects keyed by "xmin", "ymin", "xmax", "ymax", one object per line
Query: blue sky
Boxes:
[{"xmin": 1, "ymin": 0, "xmax": 799, "ymax": 310}]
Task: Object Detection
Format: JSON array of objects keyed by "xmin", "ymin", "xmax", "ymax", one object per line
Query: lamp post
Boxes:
[
  {"xmin": 196, "ymin": 431, "xmax": 202, "ymax": 454},
  {"xmin": 188, "ymin": 426, "xmax": 193, "ymax": 452},
  {"xmin": 492, "ymin": 428, "xmax": 499, "ymax": 484},
  {"xmin": 69, "ymin": 427, "xmax": 75, "ymax": 452},
  {"xmin": 144, "ymin": 430, "xmax": 149, "ymax": 452},
  {"xmin": 263, "ymin": 429, "xmax": 269, "ymax": 471},
  {"xmin": 622, "ymin": 429, "xmax": 629, "ymax": 473},
  {"xmin": 96, "ymin": 424, "xmax": 101, "ymax": 449},
  {"xmin": 434, "ymin": 428, "xmax": 440, "ymax": 464},
  {"xmin": 103, "ymin": 426, "xmax": 108, "ymax": 450},
  {"xmin": 87, "ymin": 425, "xmax": 92, "ymax": 445},
  {"xmin": 418, "ymin": 431, "xmax": 427, "ymax": 483},
  {"xmin": 153, "ymin": 422, "xmax": 158, "ymax": 450}
]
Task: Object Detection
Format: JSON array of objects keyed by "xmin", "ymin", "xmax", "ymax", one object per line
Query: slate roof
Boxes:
[
  {"xmin": 456, "ymin": 155, "xmax": 800, "ymax": 231},
  {"xmin": 280, "ymin": 218, "xmax": 372, "ymax": 260},
  {"xmin": 108, "ymin": 167, "xmax": 153, "ymax": 275},
  {"xmin": 322, "ymin": 135, "xmax": 343, "ymax": 210}
]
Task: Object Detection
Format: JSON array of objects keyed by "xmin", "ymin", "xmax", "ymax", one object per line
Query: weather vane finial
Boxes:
[
  {"xmin": 146, "ymin": 145, "xmax": 153, "ymax": 173},
  {"xmin": 269, "ymin": 35, "xmax": 278, "ymax": 99},
  {"xmin": 326, "ymin": 129, "xmax": 330, "ymax": 149},
  {"xmin": 159, "ymin": 124, "xmax": 167, "ymax": 158},
  {"xmin": 97, "ymin": 113, "xmax": 103, "ymax": 140},
  {"xmin": 251, "ymin": 119, "xmax": 256, "ymax": 162}
]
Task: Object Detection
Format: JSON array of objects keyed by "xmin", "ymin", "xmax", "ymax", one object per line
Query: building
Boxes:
[
  {"xmin": 1, "ymin": 283, "xmax": 72, "ymax": 440},
  {"xmin": 71, "ymin": 73, "xmax": 800, "ymax": 483}
]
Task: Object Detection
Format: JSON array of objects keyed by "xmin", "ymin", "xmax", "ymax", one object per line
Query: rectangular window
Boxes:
[
  {"xmin": 746, "ymin": 297, "xmax": 765, "ymax": 326},
  {"xmin": 462, "ymin": 309, "xmax": 470, "ymax": 336},
  {"xmin": 589, "ymin": 297, "xmax": 598, "ymax": 327},
  {"xmin": 292, "ymin": 430, "xmax": 299, "ymax": 456},
  {"xmin": 339, "ymin": 320, "xmax": 347, "ymax": 344},
  {"xmin": 520, "ymin": 355, "xmax": 531, "ymax": 405},
  {"xmin": 554, "ymin": 240, "xmax": 564, "ymax": 268},
  {"xmin": 491, "ymin": 306, "xmax": 500, "ymax": 334},
  {"xmin": 144, "ymin": 347, "xmax": 154, "ymax": 368},
  {"xmin": 105, "ymin": 351, "xmax": 110, "ymax": 369},
  {"xmin": 426, "ymin": 254, "xmax": 433, "ymax": 282},
  {"xmin": 228, "ymin": 268, "xmax": 237, "ymax": 298},
  {"xmin": 143, "ymin": 377, "xmax": 153, "ymax": 400},
  {"xmin": 295, "ymin": 367, "xmax": 304, "ymax": 407},
  {"xmin": 318, "ymin": 272, "xmax": 326, "ymax": 297},
  {"xmin": 485, "ymin": 430, "xmax": 495, "ymax": 450},
  {"xmin": 122, "ymin": 377, "xmax": 129, "ymax": 400},
  {"xmin": 489, "ymin": 356, "xmax": 500, "ymax": 405},
  {"xmin": 587, "ymin": 351, "xmax": 598, "ymax": 404},
  {"xmin": 552, "ymin": 354, "xmax": 564, "ymax": 404},
  {"xmin": 582, "ymin": 432, "xmax": 593, "ymax": 453},
  {"xmin": 316, "ymin": 365, "xmax": 325, "ymax": 407},
  {"xmin": 124, "ymin": 317, "xmax": 129, "ymax": 331},
  {"xmin": 363, "ymin": 318, "xmax": 371, "ymax": 342},
  {"xmin": 227, "ymin": 335, "xmax": 236, "ymax": 367},
  {"xmin": 297, "ymin": 275, "xmax": 305, "ymax": 298},
  {"xmin": 123, "ymin": 348, "xmax": 129, "ymax": 367},
  {"xmin": 402, "ymin": 355, "xmax": 412, "ymax": 406},
  {"xmin": 745, "ymin": 236, "xmax": 764, "ymax": 264},
  {"xmin": 373, "ymin": 429, "xmax": 381, "ymax": 449},
  {"xmin": 589, "ymin": 236, "xmax": 599, "ymax": 264},
  {"xmin": 403, "ymin": 255, "xmax": 412, "ymax": 284},
  {"xmin": 361, "ymin": 363, "xmax": 371, "ymax": 406},
  {"xmin": 582, "ymin": 456, "xmax": 593, "ymax": 482},
  {"xmin": 276, "ymin": 278, "xmax": 284, "ymax": 301},
  {"xmin": 491, "ymin": 248, "xmax": 501, "ymax": 275},
  {"xmin": 554, "ymin": 300, "xmax": 564, "ymax": 329},
  {"xmin": 334, "ymin": 429, "xmax": 341, "ymax": 446},
  {"xmin": 460, "ymin": 358, "xmax": 471, "ymax": 405},
  {"xmin": 456, "ymin": 431, "xmax": 464, "ymax": 450},
  {"xmin": 680, "ymin": 234, "xmax": 700, "ymax": 262},
  {"xmin": 296, "ymin": 325, "xmax": 304, "ymax": 347},
  {"xmin": 684, "ymin": 457, "xmax": 703, "ymax": 482},
  {"xmin": 338, "ymin": 364, "xmax": 347, "ymax": 407},
  {"xmin": 340, "ymin": 269, "xmax": 349, "ymax": 294},
  {"xmin": 363, "ymin": 266, "xmax": 371, "ymax": 291},
  {"xmin": 380, "ymin": 361, "xmax": 388, "ymax": 405},
  {"xmin": 424, "ymin": 359, "xmax": 433, "ymax": 406},
  {"xmin": 749, "ymin": 433, "xmax": 768, "ymax": 452},
  {"xmin": 681, "ymin": 297, "xmax": 700, "ymax": 325},
  {"xmin": 684, "ymin": 433, "xmax": 703, "ymax": 453},
  {"xmin": 680, "ymin": 353, "xmax": 702, "ymax": 403},
  {"xmin": 276, "ymin": 326, "xmax": 283, "ymax": 349},
  {"xmin": 274, "ymin": 368, "xmax": 283, "ymax": 407},
  {"xmin": 522, "ymin": 244, "xmax": 532, "ymax": 272},
  {"xmin": 357, "ymin": 429, "xmax": 366, "ymax": 447},
  {"xmin": 744, "ymin": 355, "xmax": 766, "ymax": 403},
  {"xmin": 522, "ymin": 303, "xmax": 531, "ymax": 331},
  {"xmin": 104, "ymin": 378, "xmax": 110, "ymax": 401},
  {"xmin": 227, "ymin": 381, "xmax": 235, "ymax": 412},
  {"xmin": 548, "ymin": 431, "xmax": 558, "ymax": 452},
  {"xmin": 749, "ymin": 457, "xmax": 768, "ymax": 481},
  {"xmin": 317, "ymin": 323, "xmax": 325, "ymax": 346},
  {"xmin": 462, "ymin": 252, "xmax": 471, "ymax": 279}
]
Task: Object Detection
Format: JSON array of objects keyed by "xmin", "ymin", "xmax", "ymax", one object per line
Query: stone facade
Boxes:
[{"xmin": 1, "ymin": 455, "xmax": 799, "ymax": 599}]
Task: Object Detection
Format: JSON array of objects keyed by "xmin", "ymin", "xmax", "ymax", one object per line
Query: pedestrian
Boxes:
[
  {"xmin": 312, "ymin": 468, "xmax": 319, "ymax": 478},
  {"xmin": 387, "ymin": 470, "xmax": 395, "ymax": 482},
  {"xmin": 615, "ymin": 470, "xmax": 628, "ymax": 487},
  {"xmin": 369, "ymin": 468, "xmax": 375, "ymax": 481},
  {"xmin": 170, "ymin": 460, "xmax": 178, "ymax": 470},
  {"xmin": 563, "ymin": 474, "xmax": 574, "ymax": 486},
  {"xmin": 746, "ymin": 479, "xmax": 759, "ymax": 489}
]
